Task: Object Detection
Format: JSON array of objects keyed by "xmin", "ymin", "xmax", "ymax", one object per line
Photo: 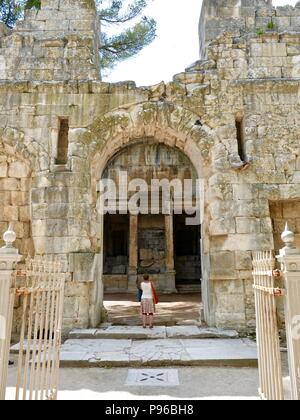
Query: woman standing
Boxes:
[{"xmin": 140, "ymin": 275, "xmax": 156, "ymax": 329}]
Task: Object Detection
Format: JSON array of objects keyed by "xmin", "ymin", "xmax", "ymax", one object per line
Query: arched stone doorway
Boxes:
[
  {"xmin": 94, "ymin": 138, "xmax": 204, "ymax": 325},
  {"xmin": 101, "ymin": 140, "xmax": 202, "ymax": 299},
  {"xmin": 88, "ymin": 103, "xmax": 215, "ymax": 327}
]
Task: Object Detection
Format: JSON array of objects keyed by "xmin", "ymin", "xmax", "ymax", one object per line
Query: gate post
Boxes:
[
  {"xmin": 0, "ymin": 224, "xmax": 21, "ymax": 400},
  {"xmin": 277, "ymin": 224, "xmax": 300, "ymax": 400}
]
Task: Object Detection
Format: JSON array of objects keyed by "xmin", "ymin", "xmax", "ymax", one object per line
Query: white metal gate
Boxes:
[
  {"xmin": 12, "ymin": 256, "xmax": 66, "ymax": 401},
  {"xmin": 252, "ymin": 251, "xmax": 284, "ymax": 400}
]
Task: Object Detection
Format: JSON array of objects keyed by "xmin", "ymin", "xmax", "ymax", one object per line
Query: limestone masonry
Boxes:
[{"xmin": 1, "ymin": 0, "xmax": 300, "ymax": 333}]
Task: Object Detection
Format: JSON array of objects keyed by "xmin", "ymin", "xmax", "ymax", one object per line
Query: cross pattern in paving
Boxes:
[{"xmin": 125, "ymin": 369, "xmax": 180, "ymax": 387}]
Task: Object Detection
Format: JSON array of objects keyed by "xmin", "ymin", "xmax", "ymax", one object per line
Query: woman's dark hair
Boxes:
[{"xmin": 143, "ymin": 275, "xmax": 150, "ymax": 281}]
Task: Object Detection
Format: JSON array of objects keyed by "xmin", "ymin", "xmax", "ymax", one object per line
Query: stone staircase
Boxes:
[
  {"xmin": 176, "ymin": 283, "xmax": 202, "ymax": 294},
  {"xmin": 55, "ymin": 326, "xmax": 258, "ymax": 368}
]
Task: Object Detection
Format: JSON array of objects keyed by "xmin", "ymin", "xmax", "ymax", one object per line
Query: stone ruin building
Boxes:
[{"xmin": 1, "ymin": 0, "xmax": 300, "ymax": 334}]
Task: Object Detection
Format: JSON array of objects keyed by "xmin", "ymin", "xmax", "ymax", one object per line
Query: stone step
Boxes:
[
  {"xmin": 59, "ymin": 338, "xmax": 258, "ymax": 368},
  {"xmin": 176, "ymin": 285, "xmax": 202, "ymax": 294},
  {"xmin": 68, "ymin": 326, "xmax": 239, "ymax": 340}
]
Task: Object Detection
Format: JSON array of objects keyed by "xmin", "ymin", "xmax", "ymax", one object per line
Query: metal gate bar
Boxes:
[
  {"xmin": 14, "ymin": 257, "xmax": 65, "ymax": 401},
  {"xmin": 252, "ymin": 251, "xmax": 284, "ymax": 400}
]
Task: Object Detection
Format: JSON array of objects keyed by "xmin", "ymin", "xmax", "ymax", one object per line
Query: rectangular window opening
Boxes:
[
  {"xmin": 236, "ymin": 118, "xmax": 246, "ymax": 162},
  {"xmin": 55, "ymin": 118, "xmax": 69, "ymax": 165}
]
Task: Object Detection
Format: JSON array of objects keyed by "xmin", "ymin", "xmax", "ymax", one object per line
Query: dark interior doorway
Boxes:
[
  {"xmin": 103, "ymin": 214, "xmax": 129, "ymax": 275},
  {"xmin": 174, "ymin": 213, "xmax": 201, "ymax": 292}
]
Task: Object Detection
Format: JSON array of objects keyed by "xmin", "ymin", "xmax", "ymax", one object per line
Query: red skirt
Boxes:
[{"xmin": 141, "ymin": 298, "xmax": 155, "ymax": 315}]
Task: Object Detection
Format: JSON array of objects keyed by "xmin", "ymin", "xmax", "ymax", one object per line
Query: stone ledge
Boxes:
[
  {"xmin": 232, "ymin": 77, "xmax": 300, "ymax": 86},
  {"xmin": 68, "ymin": 326, "xmax": 239, "ymax": 340}
]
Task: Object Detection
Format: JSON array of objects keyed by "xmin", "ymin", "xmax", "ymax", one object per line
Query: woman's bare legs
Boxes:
[
  {"xmin": 142, "ymin": 314, "xmax": 147, "ymax": 328},
  {"xmin": 148, "ymin": 314, "xmax": 154, "ymax": 329}
]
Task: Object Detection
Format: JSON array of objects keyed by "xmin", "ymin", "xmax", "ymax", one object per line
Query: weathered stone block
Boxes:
[
  {"xmin": 215, "ymin": 312, "xmax": 246, "ymax": 330},
  {"xmin": 19, "ymin": 206, "xmax": 30, "ymax": 222},
  {"xmin": 236, "ymin": 217, "xmax": 260, "ymax": 234},
  {"xmin": 209, "ymin": 218, "xmax": 236, "ymax": 236},
  {"xmin": 69, "ymin": 253, "xmax": 99, "ymax": 283},
  {"xmin": 14, "ymin": 221, "xmax": 25, "ymax": 238},
  {"xmin": 233, "ymin": 184, "xmax": 253, "ymax": 200},
  {"xmin": 64, "ymin": 281, "xmax": 89, "ymax": 298},
  {"xmin": 210, "ymin": 251, "xmax": 237, "ymax": 280},
  {"xmin": 250, "ymin": 43, "xmax": 287, "ymax": 57},
  {"xmin": 0, "ymin": 205, "xmax": 19, "ymax": 221},
  {"xmin": 0, "ymin": 178, "xmax": 19, "ymax": 191},
  {"xmin": 11, "ymin": 191, "xmax": 29, "ymax": 206},
  {"xmin": 235, "ymin": 251, "xmax": 252, "ymax": 270},
  {"xmin": 0, "ymin": 163, "xmax": 8, "ymax": 177},
  {"xmin": 260, "ymin": 217, "xmax": 273, "ymax": 234},
  {"xmin": 8, "ymin": 161, "xmax": 30, "ymax": 178},
  {"xmin": 0, "ymin": 191, "xmax": 11, "ymax": 204},
  {"xmin": 211, "ymin": 234, "xmax": 274, "ymax": 252},
  {"xmin": 33, "ymin": 236, "xmax": 71, "ymax": 254},
  {"xmin": 214, "ymin": 279, "xmax": 244, "ymax": 295},
  {"xmin": 216, "ymin": 296, "xmax": 246, "ymax": 317}
]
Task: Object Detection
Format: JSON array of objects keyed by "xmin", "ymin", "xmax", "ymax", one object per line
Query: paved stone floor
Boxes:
[
  {"xmin": 6, "ymin": 364, "xmax": 261, "ymax": 400},
  {"xmin": 6, "ymin": 334, "xmax": 291, "ymax": 400},
  {"xmin": 104, "ymin": 293, "xmax": 202, "ymax": 326},
  {"xmin": 57, "ymin": 337, "xmax": 258, "ymax": 368}
]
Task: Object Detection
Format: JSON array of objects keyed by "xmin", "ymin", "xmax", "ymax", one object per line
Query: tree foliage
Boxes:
[
  {"xmin": 99, "ymin": 1, "xmax": 156, "ymax": 70},
  {"xmin": 0, "ymin": 1, "xmax": 24, "ymax": 28},
  {"xmin": 0, "ymin": 0, "xmax": 156, "ymax": 71},
  {"xmin": 24, "ymin": 0, "xmax": 41, "ymax": 10}
]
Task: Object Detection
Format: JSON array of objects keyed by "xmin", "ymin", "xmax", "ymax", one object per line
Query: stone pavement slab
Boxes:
[
  {"xmin": 59, "ymin": 338, "xmax": 258, "ymax": 368},
  {"xmin": 166, "ymin": 326, "xmax": 239, "ymax": 339},
  {"xmin": 68, "ymin": 326, "xmax": 239, "ymax": 340},
  {"xmin": 95, "ymin": 326, "xmax": 167, "ymax": 339},
  {"xmin": 183, "ymin": 339, "xmax": 257, "ymax": 366}
]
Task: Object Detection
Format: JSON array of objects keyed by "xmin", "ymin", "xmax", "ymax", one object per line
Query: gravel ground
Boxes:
[{"xmin": 6, "ymin": 363, "xmax": 260, "ymax": 400}]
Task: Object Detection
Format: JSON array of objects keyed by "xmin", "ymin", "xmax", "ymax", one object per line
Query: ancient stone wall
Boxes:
[
  {"xmin": 2, "ymin": 0, "xmax": 300, "ymax": 332},
  {"xmin": 0, "ymin": 156, "xmax": 33, "ymax": 255},
  {"xmin": 199, "ymin": 0, "xmax": 300, "ymax": 58},
  {"xmin": 0, "ymin": 0, "xmax": 100, "ymax": 81}
]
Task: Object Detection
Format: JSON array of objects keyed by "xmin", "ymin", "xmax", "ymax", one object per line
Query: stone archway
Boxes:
[
  {"xmin": 101, "ymin": 140, "xmax": 201, "ymax": 294},
  {"xmin": 86, "ymin": 102, "xmax": 216, "ymax": 326}
]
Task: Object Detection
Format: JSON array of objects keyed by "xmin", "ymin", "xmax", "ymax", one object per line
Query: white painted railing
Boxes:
[
  {"xmin": 252, "ymin": 250, "xmax": 284, "ymax": 400},
  {"xmin": 0, "ymin": 225, "xmax": 66, "ymax": 401},
  {"xmin": 253, "ymin": 224, "xmax": 300, "ymax": 400}
]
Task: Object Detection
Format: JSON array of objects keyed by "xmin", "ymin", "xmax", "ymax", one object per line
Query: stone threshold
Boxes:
[
  {"xmin": 58, "ymin": 338, "xmax": 258, "ymax": 369},
  {"xmin": 68, "ymin": 326, "xmax": 239, "ymax": 340}
]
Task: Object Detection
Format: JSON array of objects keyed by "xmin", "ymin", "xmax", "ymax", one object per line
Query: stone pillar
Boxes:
[
  {"xmin": 164, "ymin": 214, "xmax": 176, "ymax": 293},
  {"xmin": 128, "ymin": 214, "xmax": 138, "ymax": 292},
  {"xmin": 0, "ymin": 225, "xmax": 21, "ymax": 401},
  {"xmin": 277, "ymin": 224, "xmax": 300, "ymax": 400},
  {"xmin": 165, "ymin": 214, "xmax": 174, "ymax": 271}
]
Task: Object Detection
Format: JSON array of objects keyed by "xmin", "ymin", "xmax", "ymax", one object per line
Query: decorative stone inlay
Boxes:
[{"xmin": 125, "ymin": 369, "xmax": 179, "ymax": 387}]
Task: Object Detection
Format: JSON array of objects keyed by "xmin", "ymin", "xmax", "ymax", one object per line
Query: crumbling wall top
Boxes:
[
  {"xmin": 0, "ymin": 0, "xmax": 100, "ymax": 82},
  {"xmin": 199, "ymin": 0, "xmax": 300, "ymax": 58}
]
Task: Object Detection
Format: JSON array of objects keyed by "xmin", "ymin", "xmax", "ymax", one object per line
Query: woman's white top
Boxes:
[{"xmin": 141, "ymin": 282, "xmax": 153, "ymax": 300}]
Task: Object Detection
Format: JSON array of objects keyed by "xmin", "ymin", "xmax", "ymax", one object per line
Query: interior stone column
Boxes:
[
  {"xmin": 128, "ymin": 214, "xmax": 138, "ymax": 292},
  {"xmin": 165, "ymin": 214, "xmax": 174, "ymax": 271},
  {"xmin": 164, "ymin": 214, "xmax": 176, "ymax": 293}
]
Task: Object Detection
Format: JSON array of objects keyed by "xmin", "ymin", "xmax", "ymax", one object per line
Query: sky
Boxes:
[{"xmin": 105, "ymin": 0, "xmax": 299, "ymax": 86}]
